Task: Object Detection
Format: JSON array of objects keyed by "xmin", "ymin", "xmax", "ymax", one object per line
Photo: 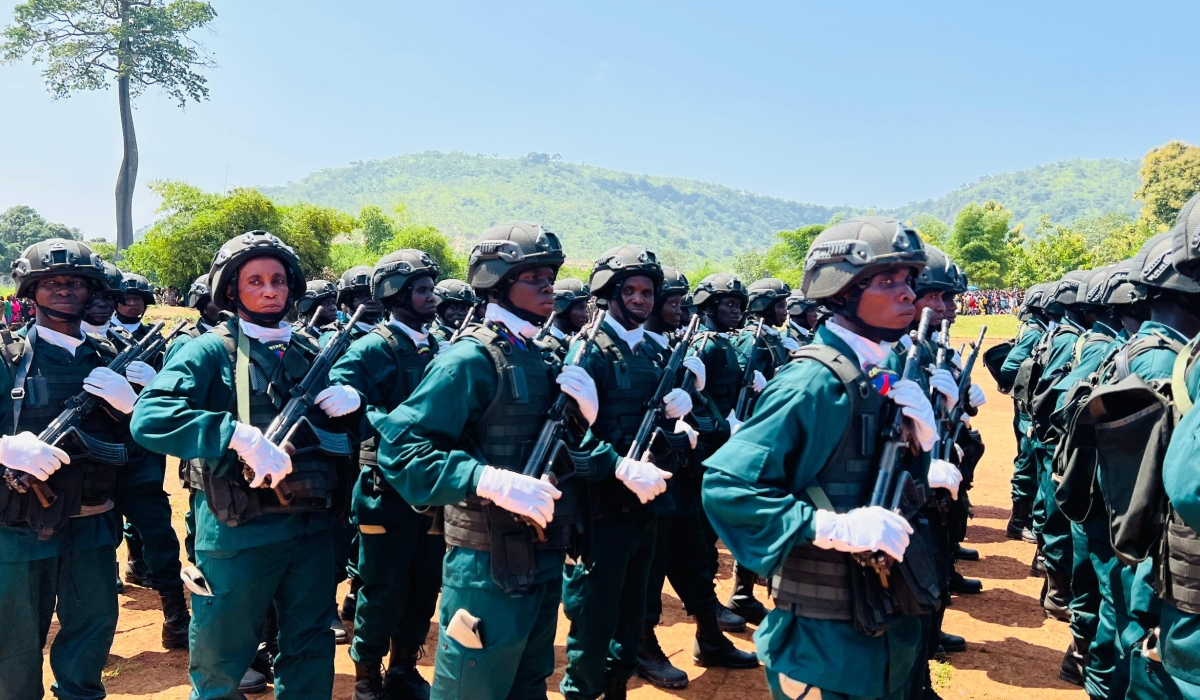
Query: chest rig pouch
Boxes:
[
  {"xmin": 199, "ymin": 325, "xmax": 343, "ymax": 526},
  {"xmin": 359, "ymin": 326, "xmax": 434, "ymax": 483},
  {"xmin": 690, "ymin": 331, "xmax": 743, "ymax": 418},
  {"xmin": 440, "ymin": 326, "xmax": 589, "ymax": 593},
  {"xmin": 0, "ymin": 329, "xmax": 125, "ymax": 539}
]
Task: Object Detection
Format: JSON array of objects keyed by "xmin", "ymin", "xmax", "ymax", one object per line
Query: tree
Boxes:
[
  {"xmin": 0, "ymin": 205, "xmax": 83, "ymax": 270},
  {"xmin": 1005, "ymin": 216, "xmax": 1093, "ymax": 288},
  {"xmin": 3, "ymin": 1, "xmax": 217, "ymax": 250},
  {"xmin": 359, "ymin": 205, "xmax": 397, "ymax": 255},
  {"xmin": 733, "ymin": 249, "xmax": 769, "ymax": 282},
  {"xmin": 389, "ymin": 222, "xmax": 466, "ymax": 281},
  {"xmin": 913, "ymin": 215, "xmax": 949, "ymax": 249},
  {"xmin": 762, "ymin": 223, "xmax": 825, "ymax": 287},
  {"xmin": 945, "ymin": 200, "xmax": 1018, "ymax": 288},
  {"xmin": 1135, "ymin": 141, "xmax": 1200, "ymax": 230}
]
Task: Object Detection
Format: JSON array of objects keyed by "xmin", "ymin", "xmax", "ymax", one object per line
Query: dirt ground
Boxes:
[{"xmin": 41, "ymin": 336, "xmax": 1082, "ymax": 699}]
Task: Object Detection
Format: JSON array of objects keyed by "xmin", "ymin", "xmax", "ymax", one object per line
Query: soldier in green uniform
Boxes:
[
  {"xmin": 132, "ymin": 231, "xmax": 363, "ymax": 700},
  {"xmin": 0, "ymin": 239, "xmax": 140, "ymax": 700},
  {"xmin": 375, "ymin": 222, "xmax": 602, "ymax": 700},
  {"xmin": 112, "ymin": 273, "xmax": 157, "ymax": 341},
  {"xmin": 296, "ymin": 280, "xmax": 338, "ymax": 335},
  {"xmin": 702, "ymin": 217, "xmax": 942, "ymax": 700},
  {"xmin": 786, "ymin": 289, "xmax": 823, "ymax": 347},
  {"xmin": 325, "ymin": 265, "xmax": 384, "ymax": 347},
  {"xmin": 329, "ymin": 249, "xmax": 446, "ymax": 700},
  {"xmin": 637, "ymin": 265, "xmax": 756, "ymax": 689},
  {"xmin": 537, "ymin": 278, "xmax": 590, "ymax": 362},
  {"xmin": 80, "ymin": 262, "xmax": 123, "ymax": 338},
  {"xmin": 1000, "ymin": 283, "xmax": 1050, "ymax": 542},
  {"xmin": 429, "ymin": 279, "xmax": 480, "ymax": 344}
]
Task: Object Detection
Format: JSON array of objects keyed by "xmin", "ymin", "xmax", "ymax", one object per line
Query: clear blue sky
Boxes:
[{"xmin": 2, "ymin": 0, "xmax": 1198, "ymax": 239}]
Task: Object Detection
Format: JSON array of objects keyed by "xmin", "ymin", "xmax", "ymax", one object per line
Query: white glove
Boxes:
[
  {"xmin": 887, "ymin": 379, "xmax": 938, "ymax": 452},
  {"xmin": 674, "ymin": 419, "xmax": 698, "ymax": 450},
  {"xmin": 83, "ymin": 367, "xmax": 138, "ymax": 414},
  {"xmin": 752, "ymin": 369, "xmax": 767, "ymax": 393},
  {"xmin": 229, "ymin": 422, "xmax": 292, "ymax": 489},
  {"xmin": 967, "ymin": 383, "xmax": 987, "ymax": 408},
  {"xmin": 125, "ymin": 360, "xmax": 157, "ymax": 387},
  {"xmin": 0, "ymin": 431, "xmax": 70, "ymax": 481},
  {"xmin": 615, "ymin": 456, "xmax": 671, "ymax": 504},
  {"xmin": 927, "ymin": 367, "xmax": 959, "ymax": 411},
  {"xmin": 726, "ymin": 409, "xmax": 744, "ymax": 437},
  {"xmin": 476, "ymin": 465, "xmax": 561, "ymax": 528},
  {"xmin": 927, "ymin": 458, "xmax": 963, "ymax": 500},
  {"xmin": 781, "ymin": 336, "xmax": 801, "ymax": 352},
  {"xmin": 557, "ymin": 365, "xmax": 599, "ymax": 426},
  {"xmin": 663, "ymin": 388, "xmax": 693, "ymax": 419},
  {"xmin": 812, "ymin": 506, "xmax": 914, "ymax": 562},
  {"xmin": 681, "ymin": 356, "xmax": 707, "ymax": 392},
  {"xmin": 315, "ymin": 385, "xmax": 361, "ymax": 417}
]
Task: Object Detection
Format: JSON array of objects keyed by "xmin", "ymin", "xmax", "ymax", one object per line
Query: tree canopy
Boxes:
[
  {"xmin": 0, "ymin": 205, "xmax": 83, "ymax": 272},
  {"xmin": 1135, "ymin": 141, "xmax": 1200, "ymax": 230}
]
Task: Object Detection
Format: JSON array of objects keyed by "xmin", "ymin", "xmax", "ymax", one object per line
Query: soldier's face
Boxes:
[
  {"xmin": 658, "ymin": 294, "xmax": 683, "ymax": 330},
  {"xmin": 856, "ymin": 268, "xmax": 916, "ymax": 330},
  {"xmin": 35, "ymin": 275, "xmax": 91, "ymax": 319},
  {"xmin": 237, "ymin": 258, "xmax": 289, "ymax": 317},
  {"xmin": 117, "ymin": 294, "xmax": 146, "ymax": 320},
  {"xmin": 408, "ymin": 276, "xmax": 439, "ymax": 320},
  {"xmin": 567, "ymin": 300, "xmax": 590, "ymax": 331},
  {"xmin": 806, "ymin": 308, "xmax": 823, "ymax": 329},
  {"xmin": 913, "ymin": 290, "xmax": 946, "ymax": 325},
  {"xmin": 614, "ymin": 275, "xmax": 655, "ymax": 326},
  {"xmin": 84, "ymin": 293, "xmax": 115, "ymax": 325},
  {"xmin": 506, "ymin": 266, "xmax": 556, "ymax": 319},
  {"xmin": 441, "ymin": 302, "xmax": 470, "ymax": 327},
  {"xmin": 768, "ymin": 298, "xmax": 788, "ymax": 326},
  {"xmin": 714, "ymin": 297, "xmax": 744, "ymax": 329},
  {"xmin": 942, "ymin": 292, "xmax": 958, "ymax": 324},
  {"xmin": 201, "ymin": 300, "xmax": 223, "ymax": 325},
  {"xmin": 350, "ymin": 291, "xmax": 384, "ymax": 322}
]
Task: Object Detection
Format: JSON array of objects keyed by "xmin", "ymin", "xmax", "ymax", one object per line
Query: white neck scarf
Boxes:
[
  {"xmin": 826, "ymin": 317, "xmax": 895, "ymax": 373},
  {"xmin": 239, "ymin": 318, "xmax": 292, "ymax": 344},
  {"xmin": 484, "ymin": 303, "xmax": 539, "ymax": 340},
  {"xmin": 389, "ymin": 315, "xmax": 429, "ymax": 348},
  {"xmin": 603, "ymin": 315, "xmax": 644, "ymax": 351},
  {"xmin": 33, "ymin": 324, "xmax": 87, "ymax": 356}
]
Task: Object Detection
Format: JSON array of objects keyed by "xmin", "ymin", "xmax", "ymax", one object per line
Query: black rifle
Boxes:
[
  {"xmin": 734, "ymin": 319, "xmax": 766, "ymax": 421},
  {"xmin": 247, "ymin": 305, "xmax": 364, "ymax": 506},
  {"xmin": 533, "ymin": 308, "xmax": 558, "ymax": 344},
  {"xmin": 931, "ymin": 319, "xmax": 953, "ymax": 447},
  {"xmin": 940, "ymin": 325, "xmax": 987, "ymax": 462},
  {"xmin": 449, "ymin": 306, "xmax": 477, "ymax": 344},
  {"xmin": 626, "ymin": 315, "xmax": 701, "ymax": 463},
  {"xmin": 856, "ymin": 307, "xmax": 933, "ymax": 586},
  {"xmin": 5, "ymin": 320, "xmax": 171, "ymax": 508},
  {"xmin": 136, "ymin": 320, "xmax": 188, "ymax": 365}
]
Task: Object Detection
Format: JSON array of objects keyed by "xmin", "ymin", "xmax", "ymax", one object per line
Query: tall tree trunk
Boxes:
[{"xmin": 114, "ymin": 6, "xmax": 137, "ymax": 252}]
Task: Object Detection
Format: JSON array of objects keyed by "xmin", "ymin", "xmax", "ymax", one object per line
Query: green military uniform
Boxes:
[
  {"xmin": 1001, "ymin": 313, "xmax": 1046, "ymax": 523},
  {"xmin": 430, "ymin": 279, "xmax": 481, "ymax": 346}
]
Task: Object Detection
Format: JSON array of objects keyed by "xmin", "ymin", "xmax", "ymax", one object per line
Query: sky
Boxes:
[{"xmin": 2, "ymin": 0, "xmax": 1199, "ymax": 239}]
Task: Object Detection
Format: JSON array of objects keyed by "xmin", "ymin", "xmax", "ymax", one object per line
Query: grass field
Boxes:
[{"xmin": 951, "ymin": 314, "xmax": 1019, "ymax": 342}]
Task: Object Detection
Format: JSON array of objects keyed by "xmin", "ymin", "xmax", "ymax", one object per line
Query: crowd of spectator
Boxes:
[
  {"xmin": 2, "ymin": 294, "xmax": 34, "ymax": 326},
  {"xmin": 957, "ymin": 289, "xmax": 1023, "ymax": 316}
]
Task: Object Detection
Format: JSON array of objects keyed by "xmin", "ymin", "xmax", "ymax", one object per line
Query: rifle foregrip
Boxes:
[{"xmin": 7, "ymin": 470, "xmax": 58, "ymax": 507}]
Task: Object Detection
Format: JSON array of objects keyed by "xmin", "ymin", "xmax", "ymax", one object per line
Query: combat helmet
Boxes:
[
  {"xmin": 950, "ymin": 263, "xmax": 969, "ymax": 295},
  {"xmin": 1129, "ymin": 233, "xmax": 1200, "ymax": 297},
  {"xmin": 1168, "ymin": 191, "xmax": 1200, "ymax": 282},
  {"xmin": 1087, "ymin": 260, "xmax": 1139, "ymax": 307},
  {"xmin": 337, "ymin": 266, "xmax": 372, "ymax": 306},
  {"xmin": 119, "ymin": 273, "xmax": 156, "ymax": 305},
  {"xmin": 589, "ymin": 246, "xmax": 663, "ymax": 307},
  {"xmin": 1077, "ymin": 266, "xmax": 1112, "ymax": 307},
  {"xmin": 913, "ymin": 245, "xmax": 956, "ymax": 295},
  {"xmin": 692, "ymin": 274, "xmax": 749, "ymax": 308},
  {"xmin": 801, "ymin": 217, "xmax": 926, "ymax": 301},
  {"xmin": 208, "ymin": 231, "xmax": 306, "ymax": 312},
  {"xmin": 12, "ymin": 238, "xmax": 108, "ymax": 299},
  {"xmin": 1021, "ymin": 283, "xmax": 1049, "ymax": 312},
  {"xmin": 467, "ymin": 222, "xmax": 565, "ymax": 292},
  {"xmin": 101, "ymin": 262, "xmax": 124, "ymax": 294},
  {"xmin": 296, "ymin": 280, "xmax": 336, "ymax": 316},
  {"xmin": 434, "ymin": 279, "xmax": 482, "ymax": 312},
  {"xmin": 787, "ymin": 289, "xmax": 819, "ymax": 316},
  {"xmin": 746, "ymin": 278, "xmax": 792, "ymax": 314},
  {"xmin": 659, "ymin": 267, "xmax": 689, "ymax": 301},
  {"xmin": 187, "ymin": 274, "xmax": 213, "ymax": 310},
  {"xmin": 372, "ymin": 250, "xmax": 441, "ymax": 302},
  {"xmin": 552, "ymin": 279, "xmax": 590, "ymax": 314}
]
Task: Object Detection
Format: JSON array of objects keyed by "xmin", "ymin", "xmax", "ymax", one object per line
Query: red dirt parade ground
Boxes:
[{"xmin": 42, "ymin": 336, "xmax": 1080, "ymax": 700}]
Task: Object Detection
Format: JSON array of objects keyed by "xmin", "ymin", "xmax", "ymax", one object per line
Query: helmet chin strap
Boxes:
[
  {"xmin": 37, "ymin": 305, "xmax": 87, "ymax": 323},
  {"xmin": 840, "ymin": 292, "xmax": 909, "ymax": 343},
  {"xmin": 236, "ymin": 294, "xmax": 291, "ymax": 326},
  {"xmin": 611, "ymin": 292, "xmax": 648, "ymax": 327},
  {"xmin": 499, "ymin": 283, "xmax": 550, "ymax": 325}
]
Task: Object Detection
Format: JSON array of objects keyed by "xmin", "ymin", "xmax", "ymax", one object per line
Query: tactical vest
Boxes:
[
  {"xmin": 740, "ymin": 324, "xmax": 791, "ymax": 378},
  {"xmin": 440, "ymin": 325, "xmax": 586, "ymax": 592},
  {"xmin": 1159, "ymin": 335, "xmax": 1200, "ymax": 614},
  {"xmin": 358, "ymin": 325, "xmax": 435, "ymax": 470},
  {"xmin": 535, "ymin": 332, "xmax": 570, "ymax": 364},
  {"xmin": 0, "ymin": 330, "xmax": 124, "ymax": 538},
  {"xmin": 1015, "ymin": 324, "xmax": 1079, "ymax": 416},
  {"xmin": 770, "ymin": 344, "xmax": 885, "ymax": 621},
  {"xmin": 193, "ymin": 324, "xmax": 340, "ymax": 526},
  {"xmin": 691, "ymin": 331, "xmax": 742, "ymax": 416}
]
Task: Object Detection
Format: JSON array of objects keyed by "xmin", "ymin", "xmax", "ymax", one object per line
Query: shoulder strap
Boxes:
[
  {"xmin": 372, "ymin": 324, "xmax": 413, "ymax": 358},
  {"xmin": 1173, "ymin": 335, "xmax": 1200, "ymax": 416},
  {"xmin": 1115, "ymin": 332, "xmax": 1185, "ymax": 382},
  {"xmin": 791, "ymin": 344, "xmax": 871, "ymax": 398},
  {"xmin": 4, "ymin": 328, "xmax": 32, "ymax": 434}
]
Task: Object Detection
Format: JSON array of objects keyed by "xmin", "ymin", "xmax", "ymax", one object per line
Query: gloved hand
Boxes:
[
  {"xmin": 927, "ymin": 458, "xmax": 963, "ymax": 500},
  {"xmin": 315, "ymin": 385, "xmax": 361, "ymax": 417},
  {"xmin": 812, "ymin": 506, "xmax": 914, "ymax": 562},
  {"xmin": 615, "ymin": 457, "xmax": 671, "ymax": 504},
  {"xmin": 663, "ymin": 388, "xmax": 693, "ymax": 419},
  {"xmin": 125, "ymin": 360, "xmax": 157, "ymax": 387},
  {"xmin": 476, "ymin": 465, "xmax": 561, "ymax": 528},
  {"xmin": 83, "ymin": 367, "xmax": 138, "ymax": 414},
  {"xmin": 927, "ymin": 367, "xmax": 959, "ymax": 411},
  {"xmin": 968, "ymin": 383, "xmax": 987, "ymax": 408},
  {"xmin": 752, "ymin": 369, "xmax": 767, "ymax": 393},
  {"xmin": 887, "ymin": 379, "xmax": 938, "ymax": 452},
  {"xmin": 229, "ymin": 423, "xmax": 292, "ymax": 489},
  {"xmin": 557, "ymin": 365, "xmax": 599, "ymax": 426},
  {"xmin": 726, "ymin": 409, "xmax": 744, "ymax": 437},
  {"xmin": 0, "ymin": 431, "xmax": 70, "ymax": 481},
  {"xmin": 681, "ymin": 356, "xmax": 707, "ymax": 392},
  {"xmin": 781, "ymin": 336, "xmax": 801, "ymax": 352},
  {"xmin": 674, "ymin": 419, "xmax": 698, "ymax": 450}
]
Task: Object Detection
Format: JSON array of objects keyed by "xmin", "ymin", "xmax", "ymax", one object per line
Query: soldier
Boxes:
[
  {"xmin": 0, "ymin": 239, "xmax": 140, "ymax": 700},
  {"xmin": 325, "ymin": 265, "xmax": 384, "ymax": 347},
  {"xmin": 80, "ymin": 262, "xmax": 124, "ymax": 338},
  {"xmin": 132, "ymin": 231, "xmax": 363, "ymax": 700},
  {"xmin": 702, "ymin": 217, "xmax": 942, "ymax": 700},
  {"xmin": 1000, "ymin": 283, "xmax": 1050, "ymax": 542},
  {"xmin": 786, "ymin": 289, "xmax": 823, "ymax": 346},
  {"xmin": 429, "ymin": 279, "xmax": 480, "ymax": 343},
  {"xmin": 537, "ymin": 278, "xmax": 590, "ymax": 362},
  {"xmin": 375, "ymin": 222, "xmax": 601, "ymax": 700},
  {"xmin": 638, "ymin": 265, "xmax": 757, "ymax": 690},
  {"xmin": 113, "ymin": 272, "xmax": 157, "ymax": 340},
  {"xmin": 296, "ymin": 280, "xmax": 339, "ymax": 334},
  {"xmin": 328, "ymin": 249, "xmax": 446, "ymax": 700}
]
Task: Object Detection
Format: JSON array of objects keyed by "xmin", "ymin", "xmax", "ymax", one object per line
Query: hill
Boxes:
[{"xmin": 262, "ymin": 152, "xmax": 1142, "ymax": 262}]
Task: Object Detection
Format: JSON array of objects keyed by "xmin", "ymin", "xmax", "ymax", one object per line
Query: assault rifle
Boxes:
[
  {"xmin": 247, "ymin": 305, "xmax": 364, "ymax": 506},
  {"xmin": 5, "ymin": 320, "xmax": 172, "ymax": 508},
  {"xmin": 856, "ymin": 307, "xmax": 932, "ymax": 587},
  {"xmin": 448, "ymin": 306, "xmax": 477, "ymax": 344},
  {"xmin": 533, "ymin": 308, "xmax": 558, "ymax": 344},
  {"xmin": 940, "ymin": 325, "xmax": 987, "ymax": 462},
  {"xmin": 733, "ymin": 319, "xmax": 766, "ymax": 421},
  {"xmin": 626, "ymin": 315, "xmax": 701, "ymax": 463}
]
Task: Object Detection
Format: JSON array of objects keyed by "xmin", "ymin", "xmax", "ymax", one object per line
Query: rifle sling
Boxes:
[
  {"xmin": 9, "ymin": 326, "xmax": 36, "ymax": 434},
  {"xmin": 805, "ymin": 485, "xmax": 835, "ymax": 511},
  {"xmin": 236, "ymin": 329, "xmax": 252, "ymax": 424}
]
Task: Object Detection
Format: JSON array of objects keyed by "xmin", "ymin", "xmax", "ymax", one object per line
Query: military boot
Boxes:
[
  {"xmin": 355, "ymin": 662, "xmax": 388, "ymax": 700},
  {"xmin": 716, "ymin": 604, "xmax": 747, "ymax": 633},
  {"xmin": 159, "ymin": 585, "xmax": 191, "ymax": 650},
  {"xmin": 1058, "ymin": 640, "xmax": 1086, "ymax": 686},
  {"xmin": 953, "ymin": 545, "xmax": 979, "ymax": 562},
  {"xmin": 123, "ymin": 535, "xmax": 152, "ymax": 587},
  {"xmin": 1041, "ymin": 574, "xmax": 1071, "ymax": 622},
  {"xmin": 725, "ymin": 563, "xmax": 769, "ymax": 625},
  {"xmin": 1029, "ymin": 550, "xmax": 1046, "ymax": 577},
  {"xmin": 636, "ymin": 622, "xmax": 688, "ymax": 689},
  {"xmin": 602, "ymin": 673, "xmax": 627, "ymax": 700},
  {"xmin": 238, "ymin": 668, "xmax": 268, "ymax": 695},
  {"xmin": 692, "ymin": 608, "xmax": 759, "ymax": 669},
  {"xmin": 383, "ymin": 645, "xmax": 430, "ymax": 700},
  {"xmin": 1006, "ymin": 501, "xmax": 1036, "ymax": 543}
]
